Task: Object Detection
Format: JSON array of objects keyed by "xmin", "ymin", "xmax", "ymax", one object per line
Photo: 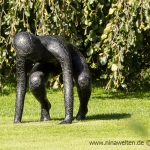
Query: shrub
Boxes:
[{"xmin": 0, "ymin": 0, "xmax": 150, "ymax": 91}]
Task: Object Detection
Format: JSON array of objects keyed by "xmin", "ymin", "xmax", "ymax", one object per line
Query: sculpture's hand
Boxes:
[
  {"xmin": 59, "ymin": 115, "xmax": 72, "ymax": 124},
  {"xmin": 14, "ymin": 56, "xmax": 27, "ymax": 123}
]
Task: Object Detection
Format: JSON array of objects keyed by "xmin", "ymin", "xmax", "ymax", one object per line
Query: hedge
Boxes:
[{"xmin": 0, "ymin": 0, "xmax": 150, "ymax": 92}]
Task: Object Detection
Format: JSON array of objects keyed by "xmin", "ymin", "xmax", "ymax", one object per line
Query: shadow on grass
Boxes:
[
  {"xmin": 21, "ymin": 113, "xmax": 132, "ymax": 123},
  {"xmin": 22, "ymin": 120, "xmax": 41, "ymax": 123},
  {"xmin": 91, "ymin": 93, "xmax": 150, "ymax": 100},
  {"xmin": 21, "ymin": 118, "xmax": 64, "ymax": 123},
  {"xmin": 86, "ymin": 113, "xmax": 132, "ymax": 120}
]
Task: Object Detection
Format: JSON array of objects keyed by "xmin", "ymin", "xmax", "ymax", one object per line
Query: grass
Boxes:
[{"xmin": 0, "ymin": 87, "xmax": 150, "ymax": 150}]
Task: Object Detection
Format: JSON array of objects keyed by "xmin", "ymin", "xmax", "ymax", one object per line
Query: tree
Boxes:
[{"xmin": 0, "ymin": 0, "xmax": 150, "ymax": 92}]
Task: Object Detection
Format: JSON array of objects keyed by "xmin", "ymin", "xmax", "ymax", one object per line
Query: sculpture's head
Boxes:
[{"xmin": 13, "ymin": 32, "xmax": 43, "ymax": 60}]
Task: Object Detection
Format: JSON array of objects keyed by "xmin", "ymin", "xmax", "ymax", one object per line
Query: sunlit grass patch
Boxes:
[{"xmin": 0, "ymin": 88, "xmax": 150, "ymax": 150}]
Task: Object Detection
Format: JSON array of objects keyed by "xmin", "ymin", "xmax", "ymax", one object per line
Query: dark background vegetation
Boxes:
[{"xmin": 0, "ymin": 0, "xmax": 150, "ymax": 93}]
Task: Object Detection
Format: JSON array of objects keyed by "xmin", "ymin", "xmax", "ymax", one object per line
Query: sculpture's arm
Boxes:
[
  {"xmin": 59, "ymin": 55, "xmax": 73, "ymax": 124},
  {"xmin": 46, "ymin": 37, "xmax": 73, "ymax": 124},
  {"xmin": 14, "ymin": 55, "xmax": 27, "ymax": 123}
]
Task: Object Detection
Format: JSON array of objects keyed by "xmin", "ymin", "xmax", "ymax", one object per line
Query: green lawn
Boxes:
[{"xmin": 0, "ymin": 87, "xmax": 150, "ymax": 150}]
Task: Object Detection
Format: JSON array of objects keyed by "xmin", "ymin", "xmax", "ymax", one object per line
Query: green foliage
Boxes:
[
  {"xmin": 99, "ymin": 0, "xmax": 150, "ymax": 90},
  {"xmin": 0, "ymin": 0, "xmax": 150, "ymax": 91}
]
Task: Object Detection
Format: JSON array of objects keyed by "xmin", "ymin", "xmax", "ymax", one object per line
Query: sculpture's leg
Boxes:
[
  {"xmin": 29, "ymin": 63, "xmax": 54, "ymax": 121},
  {"xmin": 74, "ymin": 71, "xmax": 91, "ymax": 120},
  {"xmin": 70, "ymin": 45, "xmax": 92, "ymax": 120}
]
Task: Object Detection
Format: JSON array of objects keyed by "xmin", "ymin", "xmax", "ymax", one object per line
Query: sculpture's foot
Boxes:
[
  {"xmin": 40, "ymin": 102, "xmax": 51, "ymax": 121},
  {"xmin": 14, "ymin": 120, "xmax": 21, "ymax": 124},
  {"xmin": 75, "ymin": 108, "xmax": 88, "ymax": 120},
  {"xmin": 59, "ymin": 115, "xmax": 72, "ymax": 124},
  {"xmin": 14, "ymin": 116, "xmax": 22, "ymax": 124}
]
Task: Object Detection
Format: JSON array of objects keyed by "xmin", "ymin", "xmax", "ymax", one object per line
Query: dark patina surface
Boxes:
[{"xmin": 13, "ymin": 32, "xmax": 91, "ymax": 124}]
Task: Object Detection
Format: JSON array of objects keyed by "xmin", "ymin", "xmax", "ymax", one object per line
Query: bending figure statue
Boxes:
[{"xmin": 13, "ymin": 32, "xmax": 91, "ymax": 124}]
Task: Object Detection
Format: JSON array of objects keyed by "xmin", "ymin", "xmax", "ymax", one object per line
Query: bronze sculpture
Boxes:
[{"xmin": 13, "ymin": 32, "xmax": 91, "ymax": 124}]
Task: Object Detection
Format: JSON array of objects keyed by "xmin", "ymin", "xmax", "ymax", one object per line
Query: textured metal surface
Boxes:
[{"xmin": 13, "ymin": 32, "xmax": 91, "ymax": 124}]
